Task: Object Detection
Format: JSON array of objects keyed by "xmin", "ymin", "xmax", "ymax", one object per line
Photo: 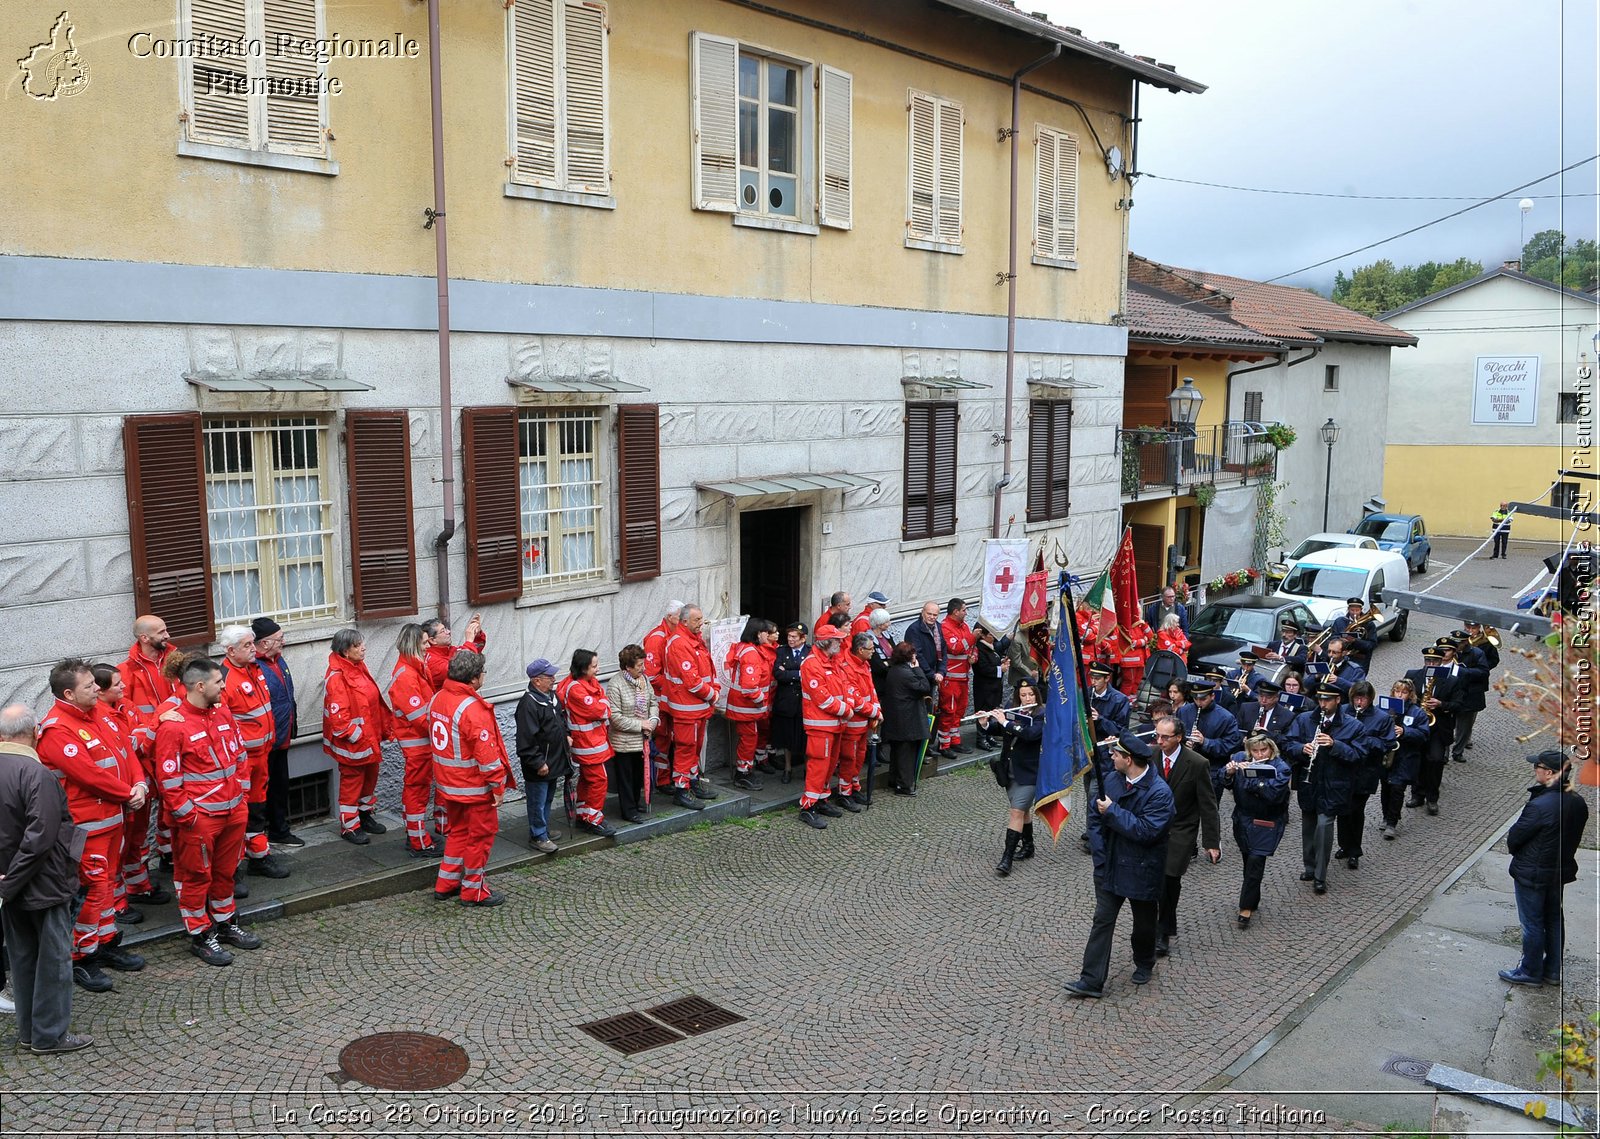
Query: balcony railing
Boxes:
[{"xmin": 1118, "ymin": 421, "xmax": 1278, "ymax": 500}]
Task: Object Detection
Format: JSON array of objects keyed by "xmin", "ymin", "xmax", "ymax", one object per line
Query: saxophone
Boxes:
[{"xmin": 1421, "ymin": 670, "xmax": 1438, "ymax": 727}]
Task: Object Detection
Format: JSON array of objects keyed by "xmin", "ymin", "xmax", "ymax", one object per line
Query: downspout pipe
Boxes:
[
  {"xmin": 993, "ymin": 42, "xmax": 1063, "ymax": 539},
  {"xmin": 425, "ymin": 0, "xmax": 455, "ymax": 624},
  {"xmin": 1225, "ymin": 345, "xmax": 1319, "ymax": 421}
]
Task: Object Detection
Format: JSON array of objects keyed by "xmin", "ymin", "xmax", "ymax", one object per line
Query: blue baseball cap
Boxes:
[{"xmin": 525, "ymin": 658, "xmax": 557, "ymax": 678}]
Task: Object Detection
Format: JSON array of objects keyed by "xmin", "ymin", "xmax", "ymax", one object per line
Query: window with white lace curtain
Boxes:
[
  {"xmin": 519, "ymin": 408, "xmax": 606, "ymax": 586},
  {"xmin": 203, "ymin": 417, "xmax": 338, "ymax": 625}
]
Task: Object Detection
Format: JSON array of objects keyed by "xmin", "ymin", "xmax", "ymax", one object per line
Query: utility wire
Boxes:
[{"xmin": 1140, "ymin": 172, "xmax": 1598, "ymax": 202}]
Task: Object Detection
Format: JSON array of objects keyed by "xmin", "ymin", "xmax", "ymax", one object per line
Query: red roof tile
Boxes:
[
  {"xmin": 1125, "ymin": 282, "xmax": 1284, "ymax": 351},
  {"xmin": 1162, "ymin": 266, "xmax": 1418, "ymax": 347}
]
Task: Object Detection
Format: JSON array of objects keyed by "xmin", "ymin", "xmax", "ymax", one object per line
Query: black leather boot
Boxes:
[
  {"xmin": 996, "ymin": 829, "xmax": 1020, "ymax": 877},
  {"xmin": 1017, "ymin": 822, "xmax": 1036, "ymax": 861}
]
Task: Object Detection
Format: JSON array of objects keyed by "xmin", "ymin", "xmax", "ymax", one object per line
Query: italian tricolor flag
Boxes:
[{"xmin": 1082, "ymin": 565, "xmax": 1117, "ymax": 638}]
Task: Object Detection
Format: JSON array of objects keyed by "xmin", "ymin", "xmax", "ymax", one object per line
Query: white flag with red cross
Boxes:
[{"xmin": 981, "ymin": 539, "xmax": 1030, "ymax": 631}]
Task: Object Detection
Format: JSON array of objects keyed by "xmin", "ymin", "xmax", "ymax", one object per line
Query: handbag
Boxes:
[{"xmin": 989, "ymin": 737, "xmax": 1012, "ymax": 788}]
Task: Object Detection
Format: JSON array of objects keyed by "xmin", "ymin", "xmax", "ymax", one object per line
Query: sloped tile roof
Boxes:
[
  {"xmin": 1164, "ymin": 266, "xmax": 1418, "ymax": 347},
  {"xmin": 1125, "ymin": 281, "xmax": 1284, "ymax": 351}
]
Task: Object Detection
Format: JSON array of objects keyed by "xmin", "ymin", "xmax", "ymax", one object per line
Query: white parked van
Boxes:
[{"xmin": 1272, "ymin": 548, "xmax": 1412, "ymax": 642}]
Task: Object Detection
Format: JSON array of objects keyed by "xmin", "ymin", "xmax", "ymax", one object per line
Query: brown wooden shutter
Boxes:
[
  {"xmin": 1026, "ymin": 400, "xmax": 1073, "ymax": 522},
  {"xmin": 1129, "ymin": 521, "xmax": 1165, "ymax": 599},
  {"xmin": 345, "ymin": 411, "xmax": 417, "ymax": 620},
  {"xmin": 461, "ymin": 407, "xmax": 522, "ymax": 604},
  {"xmin": 903, "ymin": 402, "xmax": 957, "ymax": 540},
  {"xmin": 1123, "ymin": 363, "xmax": 1175, "ymax": 428},
  {"xmin": 123, "ymin": 414, "xmax": 214, "ymax": 646},
  {"xmin": 616, "ymin": 404, "xmax": 661, "ymax": 581}
]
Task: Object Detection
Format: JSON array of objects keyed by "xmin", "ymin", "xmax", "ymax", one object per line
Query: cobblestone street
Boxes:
[{"xmin": 3, "ymin": 542, "xmax": 1589, "ymax": 1136}]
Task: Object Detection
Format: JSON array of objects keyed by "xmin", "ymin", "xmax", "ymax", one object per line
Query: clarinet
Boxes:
[{"xmin": 1304, "ymin": 713, "xmax": 1334, "ymax": 782}]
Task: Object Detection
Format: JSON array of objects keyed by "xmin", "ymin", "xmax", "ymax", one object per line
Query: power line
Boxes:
[{"xmin": 1140, "ymin": 172, "xmax": 1599, "ymax": 202}]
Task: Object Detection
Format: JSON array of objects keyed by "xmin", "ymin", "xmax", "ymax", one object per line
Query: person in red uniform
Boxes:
[
  {"xmin": 662, "ymin": 604, "xmax": 721, "ymax": 810},
  {"xmin": 1118, "ymin": 617, "xmax": 1155, "ymax": 700},
  {"xmin": 849, "ymin": 592, "xmax": 890, "ymax": 637},
  {"xmin": 816, "ymin": 592, "xmax": 852, "ymax": 636},
  {"xmin": 37, "ymin": 660, "xmax": 149, "ymax": 991},
  {"xmin": 936, "ymin": 599, "xmax": 976, "ymax": 755},
  {"xmin": 422, "ymin": 614, "xmax": 486, "ymax": 693},
  {"xmin": 724, "ymin": 618, "xmax": 778, "ymax": 791},
  {"xmin": 1156, "ymin": 613, "xmax": 1191, "ymax": 662},
  {"xmin": 218, "ymin": 626, "xmax": 290, "ymax": 883},
  {"xmin": 558, "ymin": 649, "xmax": 616, "ymax": 838},
  {"xmin": 322, "ymin": 628, "xmax": 393, "ymax": 844},
  {"xmin": 429, "ymin": 651, "xmax": 513, "ymax": 907},
  {"xmin": 89, "ymin": 664, "xmax": 146, "ymax": 927},
  {"xmin": 834, "ymin": 632, "xmax": 883, "ymax": 810},
  {"xmin": 153, "ymin": 657, "xmax": 261, "ymax": 966},
  {"xmin": 642, "ymin": 600, "xmax": 684, "ymax": 785},
  {"xmin": 119, "ymin": 616, "xmax": 177, "ymax": 900},
  {"xmin": 797, "ymin": 626, "xmax": 852, "ymax": 829},
  {"xmin": 387, "ymin": 623, "xmax": 442, "ymax": 856}
]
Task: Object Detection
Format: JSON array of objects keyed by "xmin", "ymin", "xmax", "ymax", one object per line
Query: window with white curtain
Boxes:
[
  {"xmin": 519, "ymin": 408, "xmax": 605, "ymax": 586},
  {"xmin": 203, "ymin": 417, "xmax": 337, "ymax": 625}
]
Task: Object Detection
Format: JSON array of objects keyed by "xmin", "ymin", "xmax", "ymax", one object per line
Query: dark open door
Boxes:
[{"xmin": 740, "ymin": 507, "xmax": 803, "ymax": 626}]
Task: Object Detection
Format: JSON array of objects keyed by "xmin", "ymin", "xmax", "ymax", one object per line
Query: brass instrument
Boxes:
[
  {"xmin": 1383, "ymin": 708, "xmax": 1403, "ymax": 765},
  {"xmin": 1304, "ymin": 625, "xmax": 1335, "ymax": 657},
  {"xmin": 1468, "ymin": 626, "xmax": 1501, "ymax": 648},
  {"xmin": 1347, "ymin": 605, "xmax": 1383, "ymax": 637},
  {"xmin": 1421, "ymin": 670, "xmax": 1438, "ymax": 727}
]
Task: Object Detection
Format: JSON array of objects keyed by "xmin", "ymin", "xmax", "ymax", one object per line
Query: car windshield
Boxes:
[
  {"xmin": 1354, "ymin": 518, "xmax": 1410, "ymax": 542},
  {"xmin": 1281, "ymin": 565, "xmax": 1367, "ymax": 601},
  {"xmin": 1287, "ymin": 538, "xmax": 1342, "ymax": 560},
  {"xmin": 1190, "ymin": 605, "xmax": 1279, "ymax": 644}
]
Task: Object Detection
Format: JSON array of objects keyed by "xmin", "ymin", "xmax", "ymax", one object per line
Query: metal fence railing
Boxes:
[{"xmin": 1118, "ymin": 421, "xmax": 1278, "ymax": 500}]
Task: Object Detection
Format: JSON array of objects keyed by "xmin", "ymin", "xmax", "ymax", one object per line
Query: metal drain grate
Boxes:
[
  {"xmin": 646, "ymin": 995, "xmax": 747, "ymax": 1036},
  {"xmin": 338, "ymin": 1032, "xmax": 470, "ymax": 1091},
  {"xmin": 1381, "ymin": 1055, "xmax": 1434, "ymax": 1082},
  {"xmin": 578, "ymin": 1011, "xmax": 686, "ymax": 1055}
]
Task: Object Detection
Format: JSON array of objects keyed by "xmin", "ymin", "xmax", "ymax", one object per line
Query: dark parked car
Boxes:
[{"xmin": 1185, "ymin": 594, "xmax": 1322, "ymax": 674}]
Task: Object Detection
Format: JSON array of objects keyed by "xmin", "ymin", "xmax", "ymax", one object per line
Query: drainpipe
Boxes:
[
  {"xmin": 425, "ymin": 0, "xmax": 455, "ymax": 624},
  {"xmin": 993, "ymin": 42, "xmax": 1063, "ymax": 539}
]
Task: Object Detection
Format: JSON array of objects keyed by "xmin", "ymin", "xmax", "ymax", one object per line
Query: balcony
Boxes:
[{"xmin": 1119, "ymin": 421, "xmax": 1278, "ymax": 501}]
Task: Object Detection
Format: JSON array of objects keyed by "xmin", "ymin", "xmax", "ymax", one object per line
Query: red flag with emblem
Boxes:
[{"xmin": 1110, "ymin": 526, "xmax": 1141, "ymax": 648}]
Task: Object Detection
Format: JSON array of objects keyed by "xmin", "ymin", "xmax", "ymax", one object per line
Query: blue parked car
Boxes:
[{"xmin": 1349, "ymin": 513, "xmax": 1430, "ymax": 574}]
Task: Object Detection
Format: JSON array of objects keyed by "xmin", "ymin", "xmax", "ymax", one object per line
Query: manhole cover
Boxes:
[
  {"xmin": 1381, "ymin": 1055, "xmax": 1434, "ymax": 1082},
  {"xmin": 578, "ymin": 1011, "xmax": 685, "ymax": 1055},
  {"xmin": 338, "ymin": 1032, "xmax": 469, "ymax": 1090},
  {"xmin": 647, "ymin": 995, "xmax": 746, "ymax": 1036}
]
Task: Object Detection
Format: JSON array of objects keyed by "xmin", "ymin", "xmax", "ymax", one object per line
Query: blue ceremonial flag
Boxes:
[{"xmin": 1033, "ymin": 571, "xmax": 1097, "ymax": 841}]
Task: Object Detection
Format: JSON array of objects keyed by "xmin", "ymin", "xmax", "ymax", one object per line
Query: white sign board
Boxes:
[
  {"xmin": 1472, "ymin": 356, "xmax": 1540, "ymax": 425},
  {"xmin": 706, "ymin": 616, "xmax": 747, "ymax": 714}
]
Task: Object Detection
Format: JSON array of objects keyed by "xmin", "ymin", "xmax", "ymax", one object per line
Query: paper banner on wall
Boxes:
[
  {"xmin": 981, "ymin": 539, "xmax": 1030, "ymax": 631},
  {"xmin": 706, "ymin": 616, "xmax": 748, "ymax": 714}
]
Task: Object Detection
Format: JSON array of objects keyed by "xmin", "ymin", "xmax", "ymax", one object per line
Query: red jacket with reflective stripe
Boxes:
[
  {"xmin": 429, "ymin": 679, "xmax": 511, "ymax": 802},
  {"xmin": 424, "ymin": 630, "xmax": 487, "ymax": 693},
  {"xmin": 118, "ymin": 644, "xmax": 173, "ymax": 759},
  {"xmin": 837, "ymin": 652, "xmax": 881, "ymax": 728},
  {"xmin": 387, "ymin": 656, "xmax": 434, "ymax": 755},
  {"xmin": 322, "ymin": 653, "xmax": 390, "ymax": 765},
  {"xmin": 723, "ymin": 642, "xmax": 775, "ymax": 721},
  {"xmin": 37, "ymin": 699, "xmax": 133, "ymax": 829},
  {"xmin": 799, "ymin": 652, "xmax": 850, "ymax": 735},
  {"xmin": 95, "ymin": 699, "xmax": 146, "ymax": 787},
  {"xmin": 663, "ymin": 629, "xmax": 719, "ymax": 721},
  {"xmin": 642, "ymin": 620, "xmax": 674, "ymax": 696},
  {"xmin": 557, "ymin": 674, "xmax": 614, "ymax": 764},
  {"xmin": 222, "ymin": 660, "xmax": 273, "ymax": 757},
  {"xmin": 941, "ymin": 617, "xmax": 976, "ymax": 682},
  {"xmin": 153, "ymin": 701, "xmax": 243, "ymax": 824}
]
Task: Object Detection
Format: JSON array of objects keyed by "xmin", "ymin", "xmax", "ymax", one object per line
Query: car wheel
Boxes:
[
  {"xmin": 1417, "ymin": 557, "xmax": 1427, "ymax": 575},
  {"xmin": 1388, "ymin": 610, "xmax": 1408, "ymax": 642}
]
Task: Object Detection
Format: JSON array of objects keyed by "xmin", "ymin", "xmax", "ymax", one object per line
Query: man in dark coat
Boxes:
[
  {"xmin": 1142, "ymin": 586, "xmax": 1189, "ymax": 636},
  {"xmin": 1065, "ymin": 734, "xmax": 1174, "ymax": 997},
  {"xmin": 1327, "ymin": 598, "xmax": 1378, "ymax": 668},
  {"xmin": 1403, "ymin": 645, "xmax": 1466, "ymax": 814},
  {"xmin": 1233, "ymin": 679, "xmax": 1296, "ymax": 758},
  {"xmin": 1450, "ymin": 631, "xmax": 1492, "ymax": 762},
  {"xmin": 1335, "ymin": 680, "xmax": 1389, "ymax": 870},
  {"xmin": 1454, "ymin": 622, "xmax": 1499, "ymax": 756},
  {"xmin": 1149, "ymin": 716, "xmax": 1221, "ymax": 956},
  {"xmin": 1286, "ymin": 683, "xmax": 1366, "ymax": 893},
  {"xmin": 903, "ymin": 601, "xmax": 947, "ymax": 695},
  {"xmin": 0, "ymin": 704, "xmax": 93, "ymax": 1054},
  {"xmin": 1499, "ymin": 751, "xmax": 1590, "ymax": 986},
  {"xmin": 514, "ymin": 660, "xmax": 576, "ymax": 848}
]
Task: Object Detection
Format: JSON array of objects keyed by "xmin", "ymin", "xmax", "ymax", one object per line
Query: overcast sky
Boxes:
[{"xmin": 1035, "ymin": 0, "xmax": 1599, "ymax": 292}]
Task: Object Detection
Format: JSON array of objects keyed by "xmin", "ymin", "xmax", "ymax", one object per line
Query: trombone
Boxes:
[{"xmin": 1468, "ymin": 626, "xmax": 1501, "ymax": 648}]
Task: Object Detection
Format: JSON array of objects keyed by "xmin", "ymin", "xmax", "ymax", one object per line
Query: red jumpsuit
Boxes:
[
  {"xmin": 1118, "ymin": 620, "xmax": 1154, "ymax": 698},
  {"xmin": 38, "ymin": 699, "xmax": 136, "ymax": 961},
  {"xmin": 835, "ymin": 652, "xmax": 881, "ymax": 797},
  {"xmin": 798, "ymin": 651, "xmax": 851, "ymax": 809},
  {"xmin": 557, "ymin": 674, "xmax": 614, "ymax": 826},
  {"xmin": 119, "ymin": 644, "xmax": 173, "ymax": 879},
  {"xmin": 936, "ymin": 616, "xmax": 975, "ymax": 751},
  {"xmin": 221, "ymin": 660, "xmax": 273, "ymax": 862},
  {"xmin": 429, "ymin": 679, "xmax": 512, "ymax": 903},
  {"xmin": 642, "ymin": 619, "xmax": 676, "ymax": 783},
  {"xmin": 424, "ymin": 628, "xmax": 488, "ymax": 693},
  {"xmin": 154, "ymin": 701, "xmax": 247, "ymax": 936},
  {"xmin": 94, "ymin": 698, "xmax": 146, "ymax": 916},
  {"xmin": 723, "ymin": 641, "xmax": 775, "ymax": 774},
  {"xmin": 662, "ymin": 627, "xmax": 720, "ymax": 789},
  {"xmin": 388, "ymin": 655, "xmax": 441, "ymax": 850},
  {"xmin": 322, "ymin": 652, "xmax": 392, "ymax": 834}
]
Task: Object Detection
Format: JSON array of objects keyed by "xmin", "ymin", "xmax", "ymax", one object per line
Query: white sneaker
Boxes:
[{"xmin": 0, "ymin": 988, "xmax": 15, "ymax": 1015}]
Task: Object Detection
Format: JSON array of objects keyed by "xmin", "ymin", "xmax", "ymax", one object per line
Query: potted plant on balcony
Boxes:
[
  {"xmin": 1262, "ymin": 423, "xmax": 1297, "ymax": 451},
  {"xmin": 1192, "ymin": 483, "xmax": 1217, "ymax": 509}
]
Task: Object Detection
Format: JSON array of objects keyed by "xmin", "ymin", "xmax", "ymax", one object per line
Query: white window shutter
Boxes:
[
  {"xmin": 935, "ymin": 99, "xmax": 963, "ymax": 244},
  {"xmin": 185, "ymin": 0, "xmax": 251, "ymax": 147},
  {"xmin": 1056, "ymin": 130, "xmax": 1078, "ymax": 261},
  {"xmin": 512, "ymin": 0, "xmax": 558, "ymax": 186},
  {"xmin": 907, "ymin": 91, "xmax": 937, "ymax": 240},
  {"xmin": 690, "ymin": 32, "xmax": 738, "ymax": 212},
  {"xmin": 818, "ymin": 65, "xmax": 853, "ymax": 230},
  {"xmin": 561, "ymin": 0, "xmax": 609, "ymax": 193},
  {"xmin": 1034, "ymin": 127, "xmax": 1056, "ymax": 259},
  {"xmin": 262, "ymin": 0, "xmax": 327, "ymax": 156}
]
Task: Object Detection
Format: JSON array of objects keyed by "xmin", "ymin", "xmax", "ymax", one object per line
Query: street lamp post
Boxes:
[
  {"xmin": 1166, "ymin": 377, "xmax": 1204, "ymax": 488},
  {"xmin": 1320, "ymin": 417, "xmax": 1340, "ymax": 531}
]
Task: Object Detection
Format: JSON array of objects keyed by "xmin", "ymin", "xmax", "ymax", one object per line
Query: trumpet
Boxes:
[{"xmin": 1469, "ymin": 626, "xmax": 1501, "ymax": 648}]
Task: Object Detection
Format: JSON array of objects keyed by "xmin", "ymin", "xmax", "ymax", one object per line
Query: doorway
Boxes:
[{"xmin": 740, "ymin": 507, "xmax": 805, "ymax": 626}]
